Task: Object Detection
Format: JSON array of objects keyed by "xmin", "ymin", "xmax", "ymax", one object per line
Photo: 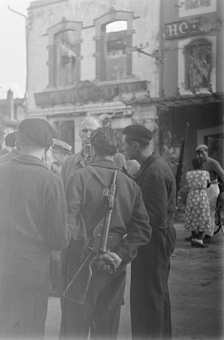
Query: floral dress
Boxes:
[{"xmin": 185, "ymin": 170, "xmax": 211, "ymax": 233}]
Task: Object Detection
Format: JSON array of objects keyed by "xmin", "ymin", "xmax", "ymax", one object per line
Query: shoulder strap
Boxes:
[{"xmin": 87, "ymin": 166, "xmax": 108, "ymax": 189}]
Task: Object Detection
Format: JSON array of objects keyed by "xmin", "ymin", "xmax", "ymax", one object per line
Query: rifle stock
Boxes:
[
  {"xmin": 176, "ymin": 122, "xmax": 189, "ymax": 202},
  {"xmin": 63, "ymin": 170, "xmax": 117, "ymax": 304}
]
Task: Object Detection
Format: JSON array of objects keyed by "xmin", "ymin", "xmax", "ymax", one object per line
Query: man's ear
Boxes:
[
  {"xmin": 79, "ymin": 129, "xmax": 82, "ymax": 139},
  {"xmin": 133, "ymin": 141, "xmax": 140, "ymax": 151}
]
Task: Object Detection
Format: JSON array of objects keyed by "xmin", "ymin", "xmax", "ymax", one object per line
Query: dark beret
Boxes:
[
  {"xmin": 5, "ymin": 131, "xmax": 17, "ymax": 148},
  {"xmin": 36, "ymin": 119, "xmax": 58, "ymax": 138},
  {"xmin": 123, "ymin": 124, "xmax": 152, "ymax": 140},
  {"xmin": 17, "ymin": 118, "xmax": 53, "ymax": 148}
]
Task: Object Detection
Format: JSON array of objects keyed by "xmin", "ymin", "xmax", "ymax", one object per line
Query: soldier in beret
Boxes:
[
  {"xmin": 122, "ymin": 124, "xmax": 176, "ymax": 340},
  {"xmin": 0, "ymin": 118, "xmax": 70, "ymax": 339}
]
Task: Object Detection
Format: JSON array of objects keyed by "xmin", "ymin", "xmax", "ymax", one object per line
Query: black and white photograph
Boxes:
[{"xmin": 0, "ymin": 0, "xmax": 223, "ymax": 339}]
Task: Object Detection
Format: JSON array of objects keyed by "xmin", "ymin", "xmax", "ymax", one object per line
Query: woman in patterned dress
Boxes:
[{"xmin": 185, "ymin": 158, "xmax": 211, "ymax": 248}]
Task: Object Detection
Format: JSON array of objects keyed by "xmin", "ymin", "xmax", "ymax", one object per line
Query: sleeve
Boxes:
[
  {"xmin": 61, "ymin": 156, "xmax": 68, "ymax": 189},
  {"xmin": 45, "ymin": 176, "xmax": 71, "ymax": 251},
  {"xmin": 141, "ymin": 170, "xmax": 171, "ymax": 231},
  {"xmin": 115, "ymin": 187, "xmax": 151, "ymax": 264},
  {"xmin": 67, "ymin": 172, "xmax": 88, "ymax": 259}
]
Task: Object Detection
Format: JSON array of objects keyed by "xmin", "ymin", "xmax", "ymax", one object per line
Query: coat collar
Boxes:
[
  {"xmin": 90, "ymin": 159, "xmax": 118, "ymax": 170},
  {"xmin": 13, "ymin": 154, "xmax": 49, "ymax": 170},
  {"xmin": 137, "ymin": 152, "xmax": 161, "ymax": 174}
]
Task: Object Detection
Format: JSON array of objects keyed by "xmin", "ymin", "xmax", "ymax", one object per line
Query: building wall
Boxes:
[
  {"xmin": 162, "ymin": 0, "xmax": 224, "ymax": 97},
  {"xmin": 27, "ymin": 0, "xmax": 160, "ymax": 112}
]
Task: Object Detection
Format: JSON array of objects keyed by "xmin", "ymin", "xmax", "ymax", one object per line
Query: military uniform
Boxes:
[
  {"xmin": 130, "ymin": 152, "xmax": 176, "ymax": 340},
  {"xmin": 60, "ymin": 159, "xmax": 151, "ymax": 339}
]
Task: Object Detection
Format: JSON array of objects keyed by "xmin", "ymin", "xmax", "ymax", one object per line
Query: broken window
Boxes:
[
  {"xmin": 184, "ymin": 39, "xmax": 211, "ymax": 90},
  {"xmin": 54, "ymin": 30, "xmax": 77, "ymax": 87}
]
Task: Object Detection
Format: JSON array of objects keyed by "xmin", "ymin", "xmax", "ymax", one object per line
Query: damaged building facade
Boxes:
[
  {"xmin": 27, "ymin": 0, "xmax": 224, "ymax": 173},
  {"xmin": 27, "ymin": 0, "xmax": 161, "ymax": 152}
]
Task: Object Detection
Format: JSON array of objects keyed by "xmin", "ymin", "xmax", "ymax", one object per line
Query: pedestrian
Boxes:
[
  {"xmin": 0, "ymin": 118, "xmax": 70, "ymax": 339},
  {"xmin": 196, "ymin": 144, "xmax": 224, "ymax": 243},
  {"xmin": 0, "ymin": 131, "xmax": 19, "ymax": 163},
  {"xmin": 51, "ymin": 138, "xmax": 72, "ymax": 176},
  {"xmin": 99, "ymin": 113, "xmax": 127, "ymax": 170},
  {"xmin": 59, "ymin": 127, "xmax": 151, "ymax": 340},
  {"xmin": 61, "ymin": 116, "xmax": 101, "ymax": 191},
  {"xmin": 122, "ymin": 124, "xmax": 177, "ymax": 340},
  {"xmin": 184, "ymin": 158, "xmax": 211, "ymax": 248}
]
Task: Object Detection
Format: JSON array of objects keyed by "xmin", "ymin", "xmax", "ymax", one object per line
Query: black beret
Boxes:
[
  {"xmin": 17, "ymin": 118, "xmax": 53, "ymax": 148},
  {"xmin": 123, "ymin": 125, "xmax": 152, "ymax": 140},
  {"xmin": 5, "ymin": 131, "xmax": 17, "ymax": 148},
  {"xmin": 36, "ymin": 119, "xmax": 58, "ymax": 138}
]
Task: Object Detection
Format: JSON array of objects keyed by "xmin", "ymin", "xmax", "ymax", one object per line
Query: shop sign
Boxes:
[
  {"xmin": 34, "ymin": 80, "xmax": 148, "ymax": 108},
  {"xmin": 164, "ymin": 14, "xmax": 221, "ymax": 40}
]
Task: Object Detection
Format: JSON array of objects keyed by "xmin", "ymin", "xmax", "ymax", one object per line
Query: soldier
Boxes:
[
  {"xmin": 59, "ymin": 127, "xmax": 151, "ymax": 340},
  {"xmin": 0, "ymin": 118, "xmax": 70, "ymax": 339},
  {"xmin": 123, "ymin": 124, "xmax": 177, "ymax": 340}
]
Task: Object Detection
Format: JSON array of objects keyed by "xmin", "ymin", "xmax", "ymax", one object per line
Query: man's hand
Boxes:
[{"xmin": 94, "ymin": 252, "xmax": 122, "ymax": 274}]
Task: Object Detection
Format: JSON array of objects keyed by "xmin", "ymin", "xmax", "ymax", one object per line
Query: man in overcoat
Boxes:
[
  {"xmin": 59, "ymin": 127, "xmax": 151, "ymax": 340},
  {"xmin": 0, "ymin": 118, "xmax": 70, "ymax": 339},
  {"xmin": 123, "ymin": 124, "xmax": 176, "ymax": 340}
]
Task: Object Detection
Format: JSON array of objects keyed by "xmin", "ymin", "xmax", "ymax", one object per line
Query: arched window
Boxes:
[
  {"xmin": 94, "ymin": 9, "xmax": 134, "ymax": 82},
  {"xmin": 47, "ymin": 19, "xmax": 82, "ymax": 88}
]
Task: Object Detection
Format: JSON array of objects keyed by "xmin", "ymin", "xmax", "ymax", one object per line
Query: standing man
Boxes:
[
  {"xmin": 196, "ymin": 144, "xmax": 224, "ymax": 243},
  {"xmin": 0, "ymin": 118, "xmax": 70, "ymax": 339},
  {"xmin": 60, "ymin": 127, "xmax": 151, "ymax": 340},
  {"xmin": 61, "ymin": 116, "xmax": 101, "ymax": 191},
  {"xmin": 123, "ymin": 125, "xmax": 177, "ymax": 340}
]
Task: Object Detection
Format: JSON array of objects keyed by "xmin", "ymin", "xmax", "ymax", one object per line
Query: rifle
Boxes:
[
  {"xmin": 175, "ymin": 122, "xmax": 189, "ymax": 202},
  {"xmin": 63, "ymin": 170, "xmax": 118, "ymax": 304}
]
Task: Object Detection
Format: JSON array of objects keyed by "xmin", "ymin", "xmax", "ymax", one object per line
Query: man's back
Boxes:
[
  {"xmin": 0, "ymin": 154, "xmax": 68, "ymax": 254},
  {"xmin": 67, "ymin": 159, "xmax": 150, "ymax": 263}
]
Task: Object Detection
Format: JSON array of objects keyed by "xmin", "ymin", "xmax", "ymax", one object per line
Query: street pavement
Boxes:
[{"xmin": 45, "ymin": 222, "xmax": 224, "ymax": 340}]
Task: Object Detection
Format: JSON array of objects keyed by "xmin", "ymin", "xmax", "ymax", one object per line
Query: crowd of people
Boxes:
[{"xmin": 0, "ymin": 115, "xmax": 222, "ymax": 340}]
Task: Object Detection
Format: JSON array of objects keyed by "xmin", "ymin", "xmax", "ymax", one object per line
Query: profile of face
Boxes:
[
  {"xmin": 43, "ymin": 147, "xmax": 53, "ymax": 170},
  {"xmin": 79, "ymin": 118, "xmax": 101, "ymax": 154},
  {"xmin": 52, "ymin": 149, "xmax": 67, "ymax": 166},
  {"xmin": 122, "ymin": 135, "xmax": 138, "ymax": 161},
  {"xmin": 196, "ymin": 150, "xmax": 207, "ymax": 162}
]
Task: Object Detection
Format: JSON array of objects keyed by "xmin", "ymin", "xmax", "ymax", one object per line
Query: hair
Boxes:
[
  {"xmin": 192, "ymin": 158, "xmax": 203, "ymax": 170},
  {"xmin": 90, "ymin": 127, "xmax": 120, "ymax": 156},
  {"xmin": 124, "ymin": 134, "xmax": 150, "ymax": 147},
  {"xmin": 80, "ymin": 116, "xmax": 102, "ymax": 129}
]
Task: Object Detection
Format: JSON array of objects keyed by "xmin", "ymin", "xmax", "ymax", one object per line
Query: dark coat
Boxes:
[
  {"xmin": 135, "ymin": 151, "xmax": 176, "ymax": 231},
  {"xmin": 131, "ymin": 152, "xmax": 177, "ymax": 340}
]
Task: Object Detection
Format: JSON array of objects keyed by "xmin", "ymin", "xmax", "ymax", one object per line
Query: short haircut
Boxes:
[
  {"xmin": 192, "ymin": 158, "xmax": 203, "ymax": 170},
  {"xmin": 124, "ymin": 134, "xmax": 150, "ymax": 147},
  {"xmin": 90, "ymin": 127, "xmax": 120, "ymax": 156},
  {"xmin": 80, "ymin": 116, "xmax": 102, "ymax": 129}
]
